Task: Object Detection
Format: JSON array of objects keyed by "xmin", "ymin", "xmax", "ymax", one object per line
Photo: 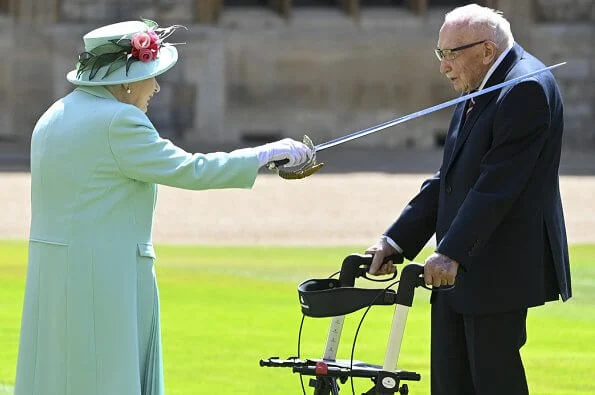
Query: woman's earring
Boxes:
[{"xmin": 126, "ymin": 87, "xmax": 131, "ymax": 94}]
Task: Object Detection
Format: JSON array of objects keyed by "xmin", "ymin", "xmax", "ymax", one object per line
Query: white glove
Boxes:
[{"xmin": 253, "ymin": 138, "xmax": 314, "ymax": 168}]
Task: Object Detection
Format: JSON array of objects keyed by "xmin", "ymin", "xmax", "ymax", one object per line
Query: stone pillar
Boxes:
[
  {"xmin": 534, "ymin": 0, "xmax": 594, "ymax": 22},
  {"xmin": 9, "ymin": 22, "xmax": 56, "ymax": 145},
  {"xmin": 531, "ymin": 0, "xmax": 595, "ymax": 149},
  {"xmin": 196, "ymin": 0, "xmax": 222, "ymax": 24},
  {"xmin": 181, "ymin": 27, "xmax": 227, "ymax": 145},
  {"xmin": 408, "ymin": 0, "xmax": 427, "ymax": 16},
  {"xmin": 340, "ymin": 0, "xmax": 359, "ymax": 21},
  {"xmin": 496, "ymin": 0, "xmax": 533, "ymax": 49},
  {"xmin": 6, "ymin": 0, "xmax": 59, "ymax": 142},
  {"xmin": 51, "ymin": 24, "xmax": 90, "ymax": 99},
  {"xmin": 11, "ymin": 0, "xmax": 58, "ymax": 23},
  {"xmin": 269, "ymin": 0, "xmax": 292, "ymax": 20},
  {"xmin": 481, "ymin": 0, "xmax": 500, "ymax": 9},
  {"xmin": 0, "ymin": 15, "xmax": 14, "ymax": 140},
  {"xmin": 2, "ymin": 0, "xmax": 59, "ymax": 144}
]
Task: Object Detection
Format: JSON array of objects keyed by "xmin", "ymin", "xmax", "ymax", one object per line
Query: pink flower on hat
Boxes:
[
  {"xmin": 148, "ymin": 30, "xmax": 159, "ymax": 43},
  {"xmin": 131, "ymin": 32, "xmax": 152, "ymax": 49},
  {"xmin": 138, "ymin": 48, "xmax": 156, "ymax": 62},
  {"xmin": 131, "ymin": 31, "xmax": 160, "ymax": 62}
]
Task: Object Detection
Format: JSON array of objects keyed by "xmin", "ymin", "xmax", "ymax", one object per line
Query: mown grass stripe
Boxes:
[{"xmin": 1, "ymin": 242, "xmax": 594, "ymax": 394}]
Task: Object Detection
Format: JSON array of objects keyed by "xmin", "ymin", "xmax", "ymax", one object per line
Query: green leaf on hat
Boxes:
[
  {"xmin": 90, "ymin": 43, "xmax": 126, "ymax": 56},
  {"xmin": 78, "ymin": 52, "xmax": 93, "ymax": 62},
  {"xmin": 103, "ymin": 54, "xmax": 127, "ymax": 78},
  {"xmin": 125, "ymin": 56, "xmax": 140, "ymax": 76},
  {"xmin": 142, "ymin": 18, "xmax": 159, "ymax": 30},
  {"xmin": 110, "ymin": 38, "xmax": 132, "ymax": 48},
  {"xmin": 89, "ymin": 52, "xmax": 126, "ymax": 80}
]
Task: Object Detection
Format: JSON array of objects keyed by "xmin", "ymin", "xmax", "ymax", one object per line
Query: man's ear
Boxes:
[{"xmin": 483, "ymin": 42, "xmax": 498, "ymax": 65}]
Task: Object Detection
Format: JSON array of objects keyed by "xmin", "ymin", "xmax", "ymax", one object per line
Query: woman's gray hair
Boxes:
[{"xmin": 444, "ymin": 4, "xmax": 514, "ymax": 50}]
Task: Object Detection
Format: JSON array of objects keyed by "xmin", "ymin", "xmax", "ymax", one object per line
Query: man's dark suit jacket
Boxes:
[{"xmin": 386, "ymin": 44, "xmax": 572, "ymax": 314}]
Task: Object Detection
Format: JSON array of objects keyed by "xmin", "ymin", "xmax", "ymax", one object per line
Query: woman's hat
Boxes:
[{"xmin": 67, "ymin": 20, "xmax": 185, "ymax": 86}]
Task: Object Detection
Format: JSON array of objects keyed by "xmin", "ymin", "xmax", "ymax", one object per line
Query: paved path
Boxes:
[{"xmin": 2, "ymin": 171, "xmax": 594, "ymax": 246}]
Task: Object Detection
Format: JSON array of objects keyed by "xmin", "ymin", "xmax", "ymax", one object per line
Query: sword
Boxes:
[
  {"xmin": 315, "ymin": 62, "xmax": 566, "ymax": 152},
  {"xmin": 269, "ymin": 61, "xmax": 566, "ymax": 177}
]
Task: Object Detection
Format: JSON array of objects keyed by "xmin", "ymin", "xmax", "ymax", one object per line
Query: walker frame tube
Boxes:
[{"xmin": 259, "ymin": 257, "xmax": 425, "ymax": 394}]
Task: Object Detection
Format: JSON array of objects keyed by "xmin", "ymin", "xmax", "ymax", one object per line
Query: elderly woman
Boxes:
[{"xmin": 14, "ymin": 20, "xmax": 312, "ymax": 395}]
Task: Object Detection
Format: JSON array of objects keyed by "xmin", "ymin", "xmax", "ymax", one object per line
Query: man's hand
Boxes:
[
  {"xmin": 365, "ymin": 236, "xmax": 398, "ymax": 275},
  {"xmin": 424, "ymin": 252, "xmax": 459, "ymax": 287}
]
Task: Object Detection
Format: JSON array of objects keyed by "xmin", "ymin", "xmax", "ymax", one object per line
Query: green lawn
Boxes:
[{"xmin": 0, "ymin": 241, "xmax": 593, "ymax": 394}]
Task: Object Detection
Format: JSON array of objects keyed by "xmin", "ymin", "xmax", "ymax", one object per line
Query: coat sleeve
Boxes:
[
  {"xmin": 384, "ymin": 171, "xmax": 440, "ymax": 260},
  {"xmin": 436, "ymin": 80, "xmax": 550, "ymax": 269},
  {"xmin": 107, "ymin": 105, "xmax": 260, "ymax": 190}
]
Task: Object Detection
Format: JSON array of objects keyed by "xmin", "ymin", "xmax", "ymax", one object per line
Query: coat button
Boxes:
[{"xmin": 446, "ymin": 185, "xmax": 452, "ymax": 194}]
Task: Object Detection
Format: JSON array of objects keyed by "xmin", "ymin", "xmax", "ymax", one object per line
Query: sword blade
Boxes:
[{"xmin": 314, "ymin": 62, "xmax": 566, "ymax": 152}]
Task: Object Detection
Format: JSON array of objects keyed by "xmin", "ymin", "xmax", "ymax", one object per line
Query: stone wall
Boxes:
[
  {"xmin": 534, "ymin": 0, "xmax": 594, "ymax": 22},
  {"xmin": 0, "ymin": 1, "xmax": 594, "ymax": 151},
  {"xmin": 531, "ymin": 0, "xmax": 595, "ymax": 147},
  {"xmin": 0, "ymin": 16, "xmax": 13, "ymax": 140},
  {"xmin": 219, "ymin": 9, "xmax": 452, "ymax": 148},
  {"xmin": 58, "ymin": 0, "xmax": 195, "ymax": 24}
]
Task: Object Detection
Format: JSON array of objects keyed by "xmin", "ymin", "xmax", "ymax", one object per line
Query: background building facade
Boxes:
[{"xmin": 0, "ymin": 0, "xmax": 593, "ymax": 152}]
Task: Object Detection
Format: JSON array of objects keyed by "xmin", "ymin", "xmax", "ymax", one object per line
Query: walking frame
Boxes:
[{"xmin": 260, "ymin": 253, "xmax": 427, "ymax": 394}]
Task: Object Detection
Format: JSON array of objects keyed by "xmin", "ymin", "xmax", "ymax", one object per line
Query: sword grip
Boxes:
[{"xmin": 267, "ymin": 159, "xmax": 289, "ymax": 170}]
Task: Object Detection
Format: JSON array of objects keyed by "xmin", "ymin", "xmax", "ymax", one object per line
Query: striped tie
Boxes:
[{"xmin": 464, "ymin": 95, "xmax": 476, "ymax": 124}]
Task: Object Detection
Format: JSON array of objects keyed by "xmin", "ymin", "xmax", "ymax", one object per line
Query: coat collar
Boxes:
[
  {"xmin": 74, "ymin": 85, "xmax": 118, "ymax": 101},
  {"xmin": 482, "ymin": 43, "xmax": 524, "ymax": 91}
]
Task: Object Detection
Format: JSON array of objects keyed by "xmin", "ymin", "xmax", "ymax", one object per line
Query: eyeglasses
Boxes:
[{"xmin": 434, "ymin": 40, "xmax": 487, "ymax": 61}]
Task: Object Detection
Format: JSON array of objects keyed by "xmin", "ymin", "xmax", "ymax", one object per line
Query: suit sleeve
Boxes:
[
  {"xmin": 107, "ymin": 105, "xmax": 259, "ymax": 190},
  {"xmin": 384, "ymin": 171, "xmax": 440, "ymax": 260},
  {"xmin": 436, "ymin": 80, "xmax": 550, "ymax": 269}
]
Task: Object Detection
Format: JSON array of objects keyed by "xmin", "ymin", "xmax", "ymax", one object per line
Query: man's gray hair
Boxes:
[{"xmin": 444, "ymin": 4, "xmax": 514, "ymax": 50}]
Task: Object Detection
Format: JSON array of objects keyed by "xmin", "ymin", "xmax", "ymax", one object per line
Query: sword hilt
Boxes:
[{"xmin": 267, "ymin": 159, "xmax": 289, "ymax": 170}]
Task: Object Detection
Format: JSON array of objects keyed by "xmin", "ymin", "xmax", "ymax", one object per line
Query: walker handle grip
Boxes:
[
  {"xmin": 395, "ymin": 263, "xmax": 425, "ymax": 307},
  {"xmin": 338, "ymin": 253, "xmax": 403, "ymax": 287}
]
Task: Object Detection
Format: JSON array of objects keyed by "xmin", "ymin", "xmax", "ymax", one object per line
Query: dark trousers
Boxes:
[{"xmin": 431, "ymin": 293, "xmax": 529, "ymax": 395}]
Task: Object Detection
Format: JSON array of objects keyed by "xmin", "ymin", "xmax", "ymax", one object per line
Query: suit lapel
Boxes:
[
  {"xmin": 444, "ymin": 44, "xmax": 524, "ymax": 175},
  {"xmin": 443, "ymin": 100, "xmax": 466, "ymax": 167},
  {"xmin": 446, "ymin": 92, "xmax": 496, "ymax": 169}
]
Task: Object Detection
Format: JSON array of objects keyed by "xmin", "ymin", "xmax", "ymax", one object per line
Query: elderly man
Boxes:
[{"xmin": 366, "ymin": 4, "xmax": 571, "ymax": 395}]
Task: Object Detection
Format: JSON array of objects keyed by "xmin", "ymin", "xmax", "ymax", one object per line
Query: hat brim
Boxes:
[{"xmin": 66, "ymin": 45, "xmax": 178, "ymax": 86}]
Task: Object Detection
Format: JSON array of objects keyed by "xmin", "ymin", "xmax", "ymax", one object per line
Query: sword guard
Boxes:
[
  {"xmin": 268, "ymin": 135, "xmax": 324, "ymax": 180},
  {"xmin": 279, "ymin": 162, "xmax": 324, "ymax": 180}
]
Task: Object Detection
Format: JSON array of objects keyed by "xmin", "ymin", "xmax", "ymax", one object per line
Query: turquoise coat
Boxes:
[{"xmin": 15, "ymin": 86, "xmax": 260, "ymax": 395}]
